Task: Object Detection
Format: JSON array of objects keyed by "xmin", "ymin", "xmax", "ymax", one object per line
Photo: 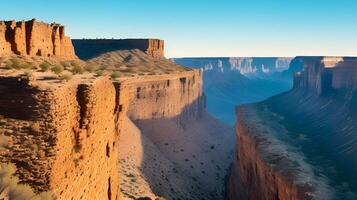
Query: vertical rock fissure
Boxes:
[{"xmin": 76, "ymin": 84, "xmax": 88, "ymax": 129}]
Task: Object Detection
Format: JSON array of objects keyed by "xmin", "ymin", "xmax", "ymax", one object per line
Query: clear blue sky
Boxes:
[{"xmin": 1, "ymin": 0, "xmax": 357, "ymax": 57}]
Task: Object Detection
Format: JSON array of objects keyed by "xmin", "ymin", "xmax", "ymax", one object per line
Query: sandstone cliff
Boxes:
[
  {"xmin": 0, "ymin": 19, "xmax": 77, "ymax": 60},
  {"xmin": 0, "ymin": 62, "xmax": 230, "ymax": 199},
  {"xmin": 72, "ymin": 39, "xmax": 164, "ymax": 60},
  {"xmin": 227, "ymin": 56, "xmax": 357, "ymax": 200}
]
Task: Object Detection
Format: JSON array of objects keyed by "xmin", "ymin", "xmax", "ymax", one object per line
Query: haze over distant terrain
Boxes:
[{"xmin": 174, "ymin": 57, "xmax": 293, "ymax": 125}]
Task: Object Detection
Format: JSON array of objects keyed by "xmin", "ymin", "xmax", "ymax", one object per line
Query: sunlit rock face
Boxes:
[
  {"xmin": 173, "ymin": 57, "xmax": 293, "ymax": 125},
  {"xmin": 227, "ymin": 56, "xmax": 357, "ymax": 200}
]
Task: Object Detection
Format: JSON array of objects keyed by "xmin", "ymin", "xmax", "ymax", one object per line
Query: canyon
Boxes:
[
  {"xmin": 0, "ymin": 20, "xmax": 234, "ymax": 200},
  {"xmin": 227, "ymin": 56, "xmax": 357, "ymax": 200},
  {"xmin": 173, "ymin": 57, "xmax": 293, "ymax": 125}
]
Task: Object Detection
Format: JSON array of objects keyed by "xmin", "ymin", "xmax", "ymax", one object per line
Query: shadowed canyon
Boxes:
[{"xmin": 0, "ymin": 19, "xmax": 357, "ymax": 200}]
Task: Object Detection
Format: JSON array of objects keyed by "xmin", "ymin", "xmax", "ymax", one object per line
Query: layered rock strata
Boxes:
[
  {"xmin": 227, "ymin": 56, "xmax": 357, "ymax": 200},
  {"xmin": 0, "ymin": 68, "xmax": 204, "ymax": 199},
  {"xmin": 0, "ymin": 19, "xmax": 77, "ymax": 59}
]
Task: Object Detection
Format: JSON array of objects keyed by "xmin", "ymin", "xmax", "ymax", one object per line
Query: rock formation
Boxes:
[
  {"xmin": 0, "ymin": 19, "xmax": 77, "ymax": 60},
  {"xmin": 173, "ymin": 57, "xmax": 293, "ymax": 77},
  {"xmin": 72, "ymin": 39, "xmax": 164, "ymax": 60},
  {"xmin": 173, "ymin": 57, "xmax": 293, "ymax": 125},
  {"xmin": 0, "ymin": 64, "xmax": 209, "ymax": 199},
  {"xmin": 227, "ymin": 56, "xmax": 357, "ymax": 200}
]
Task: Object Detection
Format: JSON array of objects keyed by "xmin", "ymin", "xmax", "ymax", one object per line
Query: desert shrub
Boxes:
[
  {"xmin": 4, "ymin": 61, "xmax": 13, "ymax": 69},
  {"xmin": 30, "ymin": 122, "xmax": 41, "ymax": 133},
  {"xmin": 8, "ymin": 184, "xmax": 36, "ymax": 200},
  {"xmin": 110, "ymin": 71, "xmax": 121, "ymax": 79},
  {"xmin": 84, "ymin": 64, "xmax": 96, "ymax": 73},
  {"xmin": 51, "ymin": 65, "xmax": 64, "ymax": 75},
  {"xmin": 60, "ymin": 73, "xmax": 73, "ymax": 81},
  {"xmin": 0, "ymin": 163, "xmax": 54, "ymax": 200},
  {"xmin": 9, "ymin": 58, "xmax": 21, "ymax": 69},
  {"xmin": 19, "ymin": 62, "xmax": 33, "ymax": 69},
  {"xmin": 39, "ymin": 62, "xmax": 50, "ymax": 72},
  {"xmin": 95, "ymin": 70, "xmax": 104, "ymax": 76},
  {"xmin": 60, "ymin": 61, "xmax": 71, "ymax": 70},
  {"xmin": 7, "ymin": 59, "xmax": 34, "ymax": 69},
  {"xmin": 71, "ymin": 65, "xmax": 84, "ymax": 74},
  {"xmin": 23, "ymin": 70, "xmax": 35, "ymax": 81}
]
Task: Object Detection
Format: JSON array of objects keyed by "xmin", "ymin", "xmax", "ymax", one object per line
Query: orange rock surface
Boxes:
[{"xmin": 0, "ymin": 19, "xmax": 77, "ymax": 60}]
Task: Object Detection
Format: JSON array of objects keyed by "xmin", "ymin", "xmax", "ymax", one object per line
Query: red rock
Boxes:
[{"xmin": 0, "ymin": 19, "xmax": 77, "ymax": 60}]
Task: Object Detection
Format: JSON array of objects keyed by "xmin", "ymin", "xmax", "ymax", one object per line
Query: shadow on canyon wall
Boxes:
[
  {"xmin": 119, "ymin": 97, "xmax": 235, "ymax": 200},
  {"xmin": 173, "ymin": 57, "xmax": 293, "ymax": 126}
]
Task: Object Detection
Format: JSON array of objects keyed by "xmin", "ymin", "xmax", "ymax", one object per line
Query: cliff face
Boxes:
[
  {"xmin": 0, "ymin": 77, "xmax": 120, "ymax": 200},
  {"xmin": 0, "ymin": 19, "xmax": 77, "ymax": 60},
  {"xmin": 174, "ymin": 57, "xmax": 293, "ymax": 125},
  {"xmin": 227, "ymin": 56, "xmax": 357, "ymax": 200},
  {"xmin": 173, "ymin": 57, "xmax": 292, "ymax": 77},
  {"xmin": 72, "ymin": 39, "xmax": 164, "ymax": 60},
  {"xmin": 0, "ymin": 67, "xmax": 206, "ymax": 199}
]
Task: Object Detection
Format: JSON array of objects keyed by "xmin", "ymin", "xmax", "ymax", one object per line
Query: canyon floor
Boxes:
[{"xmin": 118, "ymin": 112, "xmax": 234, "ymax": 200}]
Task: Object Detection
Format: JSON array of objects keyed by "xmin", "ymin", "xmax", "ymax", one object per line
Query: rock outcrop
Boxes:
[
  {"xmin": 0, "ymin": 19, "xmax": 77, "ymax": 60},
  {"xmin": 0, "ymin": 66, "xmax": 205, "ymax": 199},
  {"xmin": 227, "ymin": 56, "xmax": 357, "ymax": 200},
  {"xmin": 72, "ymin": 39, "xmax": 164, "ymax": 60}
]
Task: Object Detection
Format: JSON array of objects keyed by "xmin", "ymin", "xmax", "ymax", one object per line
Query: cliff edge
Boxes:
[{"xmin": 227, "ymin": 56, "xmax": 357, "ymax": 200}]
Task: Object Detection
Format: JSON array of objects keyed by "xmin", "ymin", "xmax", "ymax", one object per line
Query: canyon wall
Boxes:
[
  {"xmin": 0, "ymin": 19, "xmax": 77, "ymax": 59},
  {"xmin": 227, "ymin": 56, "xmax": 357, "ymax": 200},
  {"xmin": 0, "ymin": 77, "xmax": 120, "ymax": 200},
  {"xmin": 72, "ymin": 39, "xmax": 165, "ymax": 60},
  {"xmin": 173, "ymin": 57, "xmax": 292, "ymax": 77},
  {"xmin": 0, "ymin": 68, "xmax": 203, "ymax": 199}
]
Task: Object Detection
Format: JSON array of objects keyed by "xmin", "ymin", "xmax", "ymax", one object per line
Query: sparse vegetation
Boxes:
[
  {"xmin": 0, "ymin": 163, "xmax": 54, "ymax": 200},
  {"xmin": 60, "ymin": 73, "xmax": 73, "ymax": 81},
  {"xmin": 110, "ymin": 71, "xmax": 121, "ymax": 79},
  {"xmin": 5, "ymin": 58, "xmax": 34, "ymax": 70},
  {"xmin": 71, "ymin": 64, "xmax": 84, "ymax": 74},
  {"xmin": 84, "ymin": 64, "xmax": 97, "ymax": 73},
  {"xmin": 95, "ymin": 70, "xmax": 104, "ymax": 76},
  {"xmin": 60, "ymin": 61, "xmax": 71, "ymax": 70},
  {"xmin": 51, "ymin": 65, "xmax": 64, "ymax": 75},
  {"xmin": 39, "ymin": 62, "xmax": 50, "ymax": 72},
  {"xmin": 30, "ymin": 122, "xmax": 41, "ymax": 133},
  {"xmin": 23, "ymin": 70, "xmax": 35, "ymax": 81}
]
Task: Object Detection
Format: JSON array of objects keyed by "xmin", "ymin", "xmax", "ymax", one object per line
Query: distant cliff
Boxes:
[
  {"xmin": 0, "ymin": 19, "xmax": 76, "ymax": 59},
  {"xmin": 173, "ymin": 57, "xmax": 293, "ymax": 125},
  {"xmin": 173, "ymin": 57, "xmax": 292, "ymax": 77},
  {"xmin": 227, "ymin": 56, "xmax": 357, "ymax": 199},
  {"xmin": 72, "ymin": 39, "xmax": 164, "ymax": 60}
]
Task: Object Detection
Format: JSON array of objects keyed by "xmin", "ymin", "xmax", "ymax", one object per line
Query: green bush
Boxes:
[
  {"xmin": 60, "ymin": 73, "xmax": 73, "ymax": 81},
  {"xmin": 9, "ymin": 58, "xmax": 21, "ymax": 69},
  {"xmin": 84, "ymin": 64, "xmax": 97, "ymax": 73},
  {"xmin": 19, "ymin": 62, "xmax": 33, "ymax": 69},
  {"xmin": 110, "ymin": 71, "xmax": 121, "ymax": 79},
  {"xmin": 60, "ymin": 61, "xmax": 71, "ymax": 70},
  {"xmin": 39, "ymin": 62, "xmax": 50, "ymax": 72},
  {"xmin": 71, "ymin": 64, "xmax": 84, "ymax": 74},
  {"xmin": 51, "ymin": 65, "xmax": 64, "ymax": 75},
  {"xmin": 95, "ymin": 70, "xmax": 104, "ymax": 76}
]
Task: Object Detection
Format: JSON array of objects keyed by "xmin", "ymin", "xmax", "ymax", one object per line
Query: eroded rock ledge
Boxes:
[
  {"xmin": 0, "ymin": 69, "xmax": 203, "ymax": 199},
  {"xmin": 0, "ymin": 19, "xmax": 77, "ymax": 60}
]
